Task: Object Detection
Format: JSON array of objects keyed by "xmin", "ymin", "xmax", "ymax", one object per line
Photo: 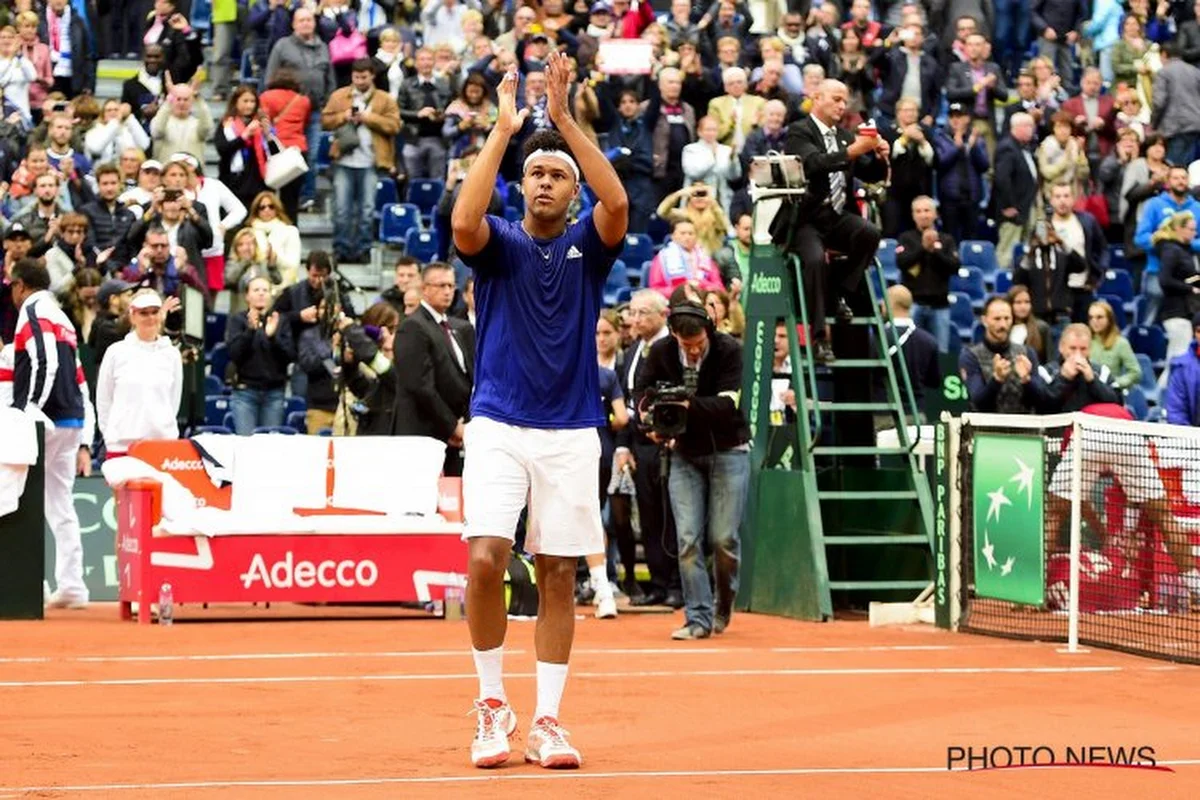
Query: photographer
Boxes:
[
  {"xmin": 634, "ymin": 300, "xmax": 751, "ymax": 641},
  {"xmin": 272, "ymin": 250, "xmax": 354, "ymax": 395}
]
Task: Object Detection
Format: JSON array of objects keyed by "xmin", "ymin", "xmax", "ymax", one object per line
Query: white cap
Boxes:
[
  {"xmin": 129, "ymin": 291, "xmax": 163, "ymax": 310},
  {"xmin": 140, "ymin": 159, "xmax": 163, "ymax": 172}
]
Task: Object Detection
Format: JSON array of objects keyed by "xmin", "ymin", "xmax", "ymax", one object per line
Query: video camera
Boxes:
[
  {"xmin": 642, "ymin": 382, "xmax": 692, "ymax": 439},
  {"xmin": 319, "ymin": 269, "xmax": 359, "ymax": 339}
]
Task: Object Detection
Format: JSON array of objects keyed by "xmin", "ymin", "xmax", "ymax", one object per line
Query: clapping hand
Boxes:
[
  {"xmin": 545, "ymin": 50, "xmax": 572, "ymax": 124},
  {"xmin": 494, "ymin": 68, "xmax": 529, "ymax": 136},
  {"xmin": 1014, "ymin": 354, "xmax": 1033, "ymax": 383}
]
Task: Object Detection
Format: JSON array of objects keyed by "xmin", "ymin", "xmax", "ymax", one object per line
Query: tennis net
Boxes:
[{"xmin": 939, "ymin": 411, "xmax": 1200, "ymax": 664}]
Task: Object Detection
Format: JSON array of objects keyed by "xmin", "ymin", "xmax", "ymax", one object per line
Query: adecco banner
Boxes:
[{"xmin": 44, "ymin": 476, "xmax": 119, "ymax": 602}]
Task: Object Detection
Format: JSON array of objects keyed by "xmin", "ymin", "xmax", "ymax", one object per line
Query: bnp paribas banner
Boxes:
[
  {"xmin": 44, "ymin": 477, "xmax": 119, "ymax": 602},
  {"xmin": 972, "ymin": 434, "xmax": 1044, "ymax": 605}
]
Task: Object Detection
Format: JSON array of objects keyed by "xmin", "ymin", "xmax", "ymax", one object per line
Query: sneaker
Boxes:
[
  {"xmin": 525, "ymin": 716, "xmax": 581, "ymax": 769},
  {"xmin": 470, "ymin": 698, "xmax": 517, "ymax": 768},
  {"xmin": 713, "ymin": 613, "xmax": 730, "ymax": 635},
  {"xmin": 45, "ymin": 590, "xmax": 88, "ymax": 610},
  {"xmin": 671, "ymin": 623, "xmax": 710, "ymax": 640},
  {"xmin": 595, "ymin": 594, "xmax": 617, "ymax": 619}
]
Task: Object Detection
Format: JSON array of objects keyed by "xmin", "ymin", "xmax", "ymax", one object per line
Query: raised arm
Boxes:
[
  {"xmin": 545, "ymin": 51, "xmax": 628, "ymax": 247},
  {"xmin": 451, "ymin": 68, "xmax": 528, "ymax": 256}
]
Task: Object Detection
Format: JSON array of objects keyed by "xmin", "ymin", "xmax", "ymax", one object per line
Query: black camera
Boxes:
[{"xmin": 642, "ymin": 382, "xmax": 692, "ymax": 438}]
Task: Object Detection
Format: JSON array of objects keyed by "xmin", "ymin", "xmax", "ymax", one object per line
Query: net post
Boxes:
[{"xmin": 1062, "ymin": 416, "xmax": 1085, "ymax": 655}]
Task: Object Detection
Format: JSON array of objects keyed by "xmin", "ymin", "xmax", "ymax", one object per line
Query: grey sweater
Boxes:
[{"xmin": 265, "ymin": 35, "xmax": 337, "ymax": 111}]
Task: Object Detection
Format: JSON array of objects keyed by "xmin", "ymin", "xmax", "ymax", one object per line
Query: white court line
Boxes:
[
  {"xmin": 0, "ymin": 664, "xmax": 1165, "ymax": 689},
  {"xmin": 0, "ymin": 643, "xmax": 1038, "ymax": 665},
  {"xmin": 3, "ymin": 761, "xmax": 1199, "ymax": 794}
]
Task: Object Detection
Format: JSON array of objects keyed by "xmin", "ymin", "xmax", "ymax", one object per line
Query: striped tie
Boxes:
[{"xmin": 826, "ymin": 130, "xmax": 845, "ymax": 213}]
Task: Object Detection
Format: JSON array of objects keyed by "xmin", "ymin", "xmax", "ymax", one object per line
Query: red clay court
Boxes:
[{"xmin": 2, "ymin": 606, "xmax": 1198, "ymax": 798}]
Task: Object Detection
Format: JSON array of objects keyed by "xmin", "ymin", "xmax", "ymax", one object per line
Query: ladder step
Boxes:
[
  {"xmin": 828, "ymin": 580, "xmax": 932, "ymax": 591},
  {"xmin": 820, "ymin": 359, "xmax": 889, "ymax": 368},
  {"xmin": 824, "ymin": 535, "xmax": 929, "ymax": 546},
  {"xmin": 825, "ymin": 316, "xmax": 878, "ymax": 325},
  {"xmin": 805, "ymin": 401, "xmax": 898, "ymax": 412},
  {"xmin": 813, "ymin": 446, "xmax": 910, "ymax": 456},
  {"xmin": 817, "ymin": 490, "xmax": 919, "ymax": 500}
]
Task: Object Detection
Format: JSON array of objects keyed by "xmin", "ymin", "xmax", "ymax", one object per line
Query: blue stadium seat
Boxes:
[
  {"xmin": 406, "ymin": 179, "xmax": 445, "ymax": 218},
  {"xmin": 622, "ymin": 233, "xmax": 654, "ymax": 266},
  {"xmin": 603, "ymin": 259, "xmax": 630, "ymax": 306},
  {"xmin": 318, "ymin": 427, "xmax": 334, "ymax": 436},
  {"xmin": 222, "ymin": 411, "xmax": 235, "ymax": 431},
  {"xmin": 503, "ymin": 205, "xmax": 522, "ymax": 223},
  {"xmin": 205, "ymin": 395, "xmax": 231, "ymax": 426},
  {"xmin": 949, "ymin": 266, "xmax": 986, "ymax": 308},
  {"xmin": 194, "ymin": 425, "xmax": 233, "ymax": 435},
  {"xmin": 883, "ymin": 264, "xmax": 901, "ymax": 285},
  {"xmin": 615, "ymin": 286, "xmax": 633, "ymax": 304},
  {"xmin": 868, "ymin": 266, "xmax": 886, "ymax": 304},
  {"xmin": 646, "ymin": 214, "xmax": 671, "ymax": 244},
  {"xmin": 204, "ymin": 312, "xmax": 227, "ymax": 351},
  {"xmin": 254, "ymin": 426, "xmax": 297, "ymax": 435},
  {"xmin": 971, "ymin": 320, "xmax": 986, "ymax": 343},
  {"xmin": 1125, "ymin": 386, "xmax": 1149, "ymax": 421},
  {"xmin": 1128, "ymin": 325, "xmax": 1167, "ymax": 367},
  {"xmin": 374, "ymin": 177, "xmax": 398, "ymax": 216},
  {"xmin": 580, "ymin": 183, "xmax": 598, "ymax": 208},
  {"xmin": 506, "ymin": 183, "xmax": 524, "ymax": 213},
  {"xmin": 640, "ymin": 260, "xmax": 653, "ymax": 288},
  {"xmin": 1010, "ymin": 243, "xmax": 1024, "ymax": 270},
  {"xmin": 1099, "ymin": 294, "xmax": 1127, "ymax": 329},
  {"xmin": 286, "ymin": 411, "xmax": 307, "ymax": 432},
  {"xmin": 625, "ymin": 261, "xmax": 643, "ymax": 287},
  {"xmin": 286, "ymin": 396, "xmax": 307, "ymax": 416},
  {"xmin": 877, "ymin": 238, "xmax": 898, "ymax": 272},
  {"xmin": 1099, "ymin": 269, "xmax": 1135, "ymax": 310},
  {"xmin": 994, "ymin": 270, "xmax": 1013, "ymax": 294},
  {"xmin": 1108, "ymin": 244, "xmax": 1129, "ymax": 274},
  {"xmin": 1133, "ymin": 295, "xmax": 1150, "ymax": 327},
  {"xmin": 1134, "ymin": 353, "xmax": 1159, "ymax": 405},
  {"xmin": 379, "ymin": 203, "xmax": 422, "ymax": 245},
  {"xmin": 316, "ymin": 132, "xmax": 333, "ymax": 172},
  {"xmin": 1146, "ymin": 405, "xmax": 1164, "ymax": 422},
  {"xmin": 948, "ymin": 292, "xmax": 975, "ymax": 338},
  {"xmin": 203, "ymin": 374, "xmax": 225, "ymax": 396},
  {"xmin": 959, "ymin": 240, "xmax": 998, "ymax": 283},
  {"xmin": 207, "ymin": 342, "xmax": 229, "ymax": 384},
  {"xmin": 405, "ymin": 229, "xmax": 439, "ymax": 263}
]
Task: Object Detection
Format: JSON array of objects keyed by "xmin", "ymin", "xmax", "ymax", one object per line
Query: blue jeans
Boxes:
[
  {"xmin": 1166, "ymin": 133, "xmax": 1199, "ymax": 169},
  {"xmin": 332, "ymin": 164, "xmax": 376, "ymax": 257},
  {"xmin": 302, "ymin": 109, "xmax": 322, "ymax": 203},
  {"xmin": 993, "ymin": 0, "xmax": 1032, "ymax": 74},
  {"xmin": 667, "ymin": 449, "xmax": 750, "ymax": 631},
  {"xmin": 230, "ymin": 387, "xmax": 285, "ymax": 435},
  {"xmin": 1143, "ymin": 273, "xmax": 1163, "ymax": 327},
  {"xmin": 911, "ymin": 304, "xmax": 952, "ymax": 353}
]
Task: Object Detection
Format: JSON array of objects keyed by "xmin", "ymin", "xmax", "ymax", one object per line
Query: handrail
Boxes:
[{"xmin": 787, "ymin": 253, "xmax": 824, "ymax": 451}]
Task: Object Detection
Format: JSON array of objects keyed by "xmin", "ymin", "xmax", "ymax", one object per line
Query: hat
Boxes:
[
  {"xmin": 97, "ymin": 279, "xmax": 135, "ymax": 309},
  {"xmin": 168, "ymin": 152, "xmax": 200, "ymax": 171},
  {"xmin": 4, "ymin": 222, "xmax": 31, "ymax": 240},
  {"xmin": 129, "ymin": 290, "xmax": 164, "ymax": 311},
  {"xmin": 948, "ymin": 102, "xmax": 967, "ymax": 115},
  {"xmin": 140, "ymin": 159, "xmax": 163, "ymax": 172},
  {"xmin": 590, "ymin": 0, "xmax": 612, "ymax": 12}
]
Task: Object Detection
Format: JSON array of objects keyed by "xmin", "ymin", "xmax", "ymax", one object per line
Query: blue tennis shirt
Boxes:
[{"xmin": 460, "ymin": 210, "xmax": 622, "ymax": 429}]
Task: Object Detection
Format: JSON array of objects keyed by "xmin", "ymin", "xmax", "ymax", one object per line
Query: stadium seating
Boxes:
[
  {"xmin": 603, "ymin": 259, "xmax": 630, "ymax": 306},
  {"xmin": 1133, "ymin": 295, "xmax": 1150, "ymax": 327},
  {"xmin": 318, "ymin": 427, "xmax": 334, "ymax": 436},
  {"xmin": 286, "ymin": 411, "xmax": 307, "ymax": 432},
  {"xmin": 949, "ymin": 266, "xmax": 986, "ymax": 308},
  {"xmin": 193, "ymin": 425, "xmax": 232, "ymax": 435},
  {"xmin": 1128, "ymin": 325, "xmax": 1167, "ymax": 367},
  {"xmin": 877, "ymin": 238, "xmax": 898, "ymax": 272},
  {"xmin": 614, "ymin": 287, "xmax": 633, "ymax": 304},
  {"xmin": 580, "ymin": 183, "xmax": 598, "ymax": 208},
  {"xmin": 204, "ymin": 374, "xmax": 225, "ymax": 396},
  {"xmin": 971, "ymin": 320, "xmax": 986, "ymax": 343},
  {"xmin": 204, "ymin": 312, "xmax": 227, "ymax": 351},
  {"xmin": 506, "ymin": 183, "xmax": 524, "ymax": 213},
  {"xmin": 1135, "ymin": 353, "xmax": 1159, "ymax": 405},
  {"xmin": 405, "ymin": 229, "xmax": 439, "ymax": 263},
  {"xmin": 503, "ymin": 205, "xmax": 522, "ymax": 223},
  {"xmin": 622, "ymin": 233, "xmax": 654, "ymax": 266},
  {"xmin": 646, "ymin": 214, "xmax": 671, "ymax": 244},
  {"xmin": 254, "ymin": 426, "xmax": 297, "ymax": 435},
  {"xmin": 1099, "ymin": 294, "xmax": 1127, "ymax": 329},
  {"xmin": 1010, "ymin": 243, "xmax": 1024, "ymax": 271},
  {"xmin": 1099, "ymin": 269, "xmax": 1135, "ymax": 312},
  {"xmin": 948, "ymin": 292, "xmax": 975, "ymax": 338},
  {"xmin": 960, "ymin": 240, "xmax": 998, "ymax": 283},
  {"xmin": 994, "ymin": 270, "xmax": 1013, "ymax": 294},
  {"xmin": 379, "ymin": 203, "xmax": 422, "ymax": 245},
  {"xmin": 1125, "ymin": 386, "xmax": 1149, "ymax": 421},
  {"xmin": 205, "ymin": 395, "xmax": 231, "ymax": 426},
  {"xmin": 207, "ymin": 342, "xmax": 229, "ymax": 384},
  {"xmin": 1108, "ymin": 244, "xmax": 1129, "ymax": 274},
  {"xmin": 222, "ymin": 411, "xmax": 235, "ymax": 430},
  {"xmin": 374, "ymin": 177, "xmax": 398, "ymax": 216},
  {"xmin": 315, "ymin": 132, "xmax": 333, "ymax": 172},
  {"xmin": 286, "ymin": 396, "xmax": 307, "ymax": 416},
  {"xmin": 407, "ymin": 179, "xmax": 444, "ymax": 219}
]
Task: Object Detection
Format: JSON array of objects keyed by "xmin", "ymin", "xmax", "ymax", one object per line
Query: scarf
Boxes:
[
  {"xmin": 658, "ymin": 241, "xmax": 711, "ymax": 283},
  {"xmin": 145, "ymin": 14, "xmax": 165, "ymax": 47},
  {"xmin": 251, "ymin": 218, "xmax": 286, "ymax": 262},
  {"xmin": 137, "ymin": 67, "xmax": 163, "ymax": 98},
  {"xmin": 224, "ymin": 116, "xmax": 269, "ymax": 177}
]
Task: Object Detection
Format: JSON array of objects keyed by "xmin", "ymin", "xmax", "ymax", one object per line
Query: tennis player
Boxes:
[{"xmin": 451, "ymin": 52, "xmax": 628, "ymax": 769}]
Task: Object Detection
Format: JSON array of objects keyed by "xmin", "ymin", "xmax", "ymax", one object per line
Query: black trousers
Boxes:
[
  {"xmin": 631, "ymin": 439, "xmax": 681, "ymax": 595},
  {"xmin": 792, "ymin": 210, "xmax": 882, "ymax": 339},
  {"xmin": 939, "ymin": 200, "xmax": 979, "ymax": 245}
]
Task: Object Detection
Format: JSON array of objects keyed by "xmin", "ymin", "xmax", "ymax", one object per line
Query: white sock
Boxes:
[
  {"xmin": 472, "ymin": 646, "xmax": 506, "ymax": 703},
  {"xmin": 589, "ymin": 564, "xmax": 613, "ymax": 601},
  {"xmin": 535, "ymin": 661, "xmax": 569, "ymax": 721},
  {"xmin": 1181, "ymin": 569, "xmax": 1200, "ymax": 598}
]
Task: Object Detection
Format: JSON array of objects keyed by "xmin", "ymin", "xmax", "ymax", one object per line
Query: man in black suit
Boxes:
[
  {"xmin": 882, "ymin": 284, "xmax": 942, "ymax": 409},
  {"xmin": 993, "ymin": 112, "xmax": 1041, "ymax": 271},
  {"xmin": 392, "ymin": 262, "xmax": 475, "ymax": 475},
  {"xmin": 774, "ymin": 79, "xmax": 890, "ymax": 363}
]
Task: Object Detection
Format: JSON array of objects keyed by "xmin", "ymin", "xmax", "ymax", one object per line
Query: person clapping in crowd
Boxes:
[{"xmin": 225, "ymin": 275, "xmax": 294, "ymax": 434}]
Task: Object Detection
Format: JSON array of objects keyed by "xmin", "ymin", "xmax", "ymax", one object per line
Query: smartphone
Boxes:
[{"xmin": 1034, "ymin": 220, "xmax": 1048, "ymax": 241}]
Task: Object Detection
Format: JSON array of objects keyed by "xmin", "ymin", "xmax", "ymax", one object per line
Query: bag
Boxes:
[
  {"xmin": 333, "ymin": 121, "xmax": 360, "ymax": 157},
  {"xmin": 264, "ymin": 135, "xmax": 308, "ymax": 189},
  {"xmin": 329, "ymin": 27, "xmax": 367, "ymax": 66}
]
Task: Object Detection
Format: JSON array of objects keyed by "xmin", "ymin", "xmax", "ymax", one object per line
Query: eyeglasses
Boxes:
[{"xmin": 258, "ymin": 204, "xmax": 276, "ymax": 211}]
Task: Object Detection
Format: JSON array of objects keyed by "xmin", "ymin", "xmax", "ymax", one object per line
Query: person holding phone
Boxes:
[{"xmin": 655, "ymin": 180, "xmax": 732, "ymax": 254}]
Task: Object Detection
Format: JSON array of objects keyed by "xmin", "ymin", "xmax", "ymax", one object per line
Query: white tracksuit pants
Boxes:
[{"xmin": 44, "ymin": 425, "xmax": 87, "ymax": 601}]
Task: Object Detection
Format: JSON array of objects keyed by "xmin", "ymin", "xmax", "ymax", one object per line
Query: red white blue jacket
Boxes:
[{"xmin": 9, "ymin": 290, "xmax": 94, "ymax": 440}]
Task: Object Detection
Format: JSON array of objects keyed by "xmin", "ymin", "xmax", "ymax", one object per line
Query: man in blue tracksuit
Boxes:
[
  {"xmin": 1164, "ymin": 311, "xmax": 1200, "ymax": 427},
  {"xmin": 1133, "ymin": 165, "xmax": 1200, "ymax": 325}
]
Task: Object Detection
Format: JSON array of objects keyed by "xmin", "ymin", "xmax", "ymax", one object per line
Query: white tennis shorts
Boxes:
[
  {"xmin": 462, "ymin": 416, "xmax": 604, "ymax": 557},
  {"xmin": 1048, "ymin": 428, "xmax": 1165, "ymax": 505}
]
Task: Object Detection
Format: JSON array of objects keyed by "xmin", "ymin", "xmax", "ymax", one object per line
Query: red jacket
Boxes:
[
  {"xmin": 259, "ymin": 89, "xmax": 313, "ymax": 151},
  {"xmin": 1060, "ymin": 93, "xmax": 1116, "ymax": 158}
]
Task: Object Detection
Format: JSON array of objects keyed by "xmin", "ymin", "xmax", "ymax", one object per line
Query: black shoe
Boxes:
[
  {"xmin": 814, "ymin": 341, "xmax": 836, "ymax": 364},
  {"xmin": 714, "ymin": 610, "xmax": 732, "ymax": 634},
  {"xmin": 836, "ymin": 298, "xmax": 855, "ymax": 323},
  {"xmin": 622, "ymin": 580, "xmax": 646, "ymax": 604},
  {"xmin": 631, "ymin": 591, "xmax": 667, "ymax": 607},
  {"xmin": 664, "ymin": 591, "xmax": 685, "ymax": 609}
]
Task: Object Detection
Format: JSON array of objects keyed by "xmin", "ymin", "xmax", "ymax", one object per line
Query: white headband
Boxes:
[{"xmin": 523, "ymin": 149, "xmax": 580, "ymax": 182}]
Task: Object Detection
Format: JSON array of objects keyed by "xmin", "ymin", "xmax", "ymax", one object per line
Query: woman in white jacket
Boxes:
[
  {"xmin": 246, "ymin": 190, "xmax": 302, "ymax": 287},
  {"xmin": 95, "ymin": 290, "xmax": 183, "ymax": 459},
  {"xmin": 681, "ymin": 115, "xmax": 741, "ymax": 215},
  {"xmin": 85, "ymin": 100, "xmax": 152, "ymax": 165}
]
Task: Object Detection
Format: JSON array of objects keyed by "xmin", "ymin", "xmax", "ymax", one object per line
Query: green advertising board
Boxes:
[
  {"xmin": 43, "ymin": 476, "xmax": 119, "ymax": 602},
  {"xmin": 971, "ymin": 434, "xmax": 1045, "ymax": 605}
]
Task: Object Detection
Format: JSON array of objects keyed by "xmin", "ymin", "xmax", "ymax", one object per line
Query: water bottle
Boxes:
[
  {"xmin": 158, "ymin": 582, "xmax": 174, "ymax": 627},
  {"xmin": 444, "ymin": 574, "xmax": 465, "ymax": 621}
]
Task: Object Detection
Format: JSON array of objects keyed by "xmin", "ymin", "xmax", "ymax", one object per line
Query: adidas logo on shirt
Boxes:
[{"xmin": 566, "ymin": 246, "xmax": 583, "ymax": 259}]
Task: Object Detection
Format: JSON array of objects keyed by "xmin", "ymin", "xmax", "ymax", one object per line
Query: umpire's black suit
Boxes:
[{"xmin": 773, "ymin": 115, "xmax": 889, "ymax": 338}]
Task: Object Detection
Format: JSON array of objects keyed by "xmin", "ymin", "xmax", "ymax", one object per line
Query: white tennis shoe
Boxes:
[
  {"xmin": 525, "ymin": 716, "xmax": 581, "ymax": 769},
  {"xmin": 471, "ymin": 698, "xmax": 518, "ymax": 768}
]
